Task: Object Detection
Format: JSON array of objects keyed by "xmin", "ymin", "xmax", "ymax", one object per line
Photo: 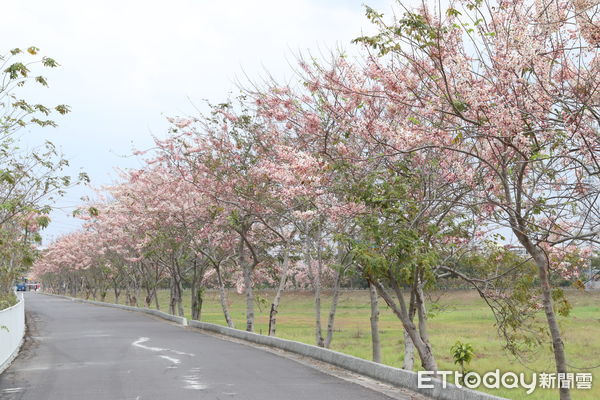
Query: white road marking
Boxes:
[
  {"xmin": 131, "ymin": 337, "xmax": 163, "ymax": 352},
  {"xmin": 32, "ymin": 332, "xmax": 111, "ymax": 340},
  {"xmin": 159, "ymin": 355, "xmax": 180, "ymax": 364},
  {"xmin": 131, "ymin": 337, "xmax": 194, "ymax": 356},
  {"xmin": 12, "ymin": 366, "xmax": 51, "ymax": 371},
  {"xmin": 182, "ymin": 373, "xmax": 207, "ymax": 390},
  {"xmin": 1, "ymin": 388, "xmax": 23, "ymax": 393},
  {"xmin": 13, "ymin": 361, "xmax": 119, "ymax": 372}
]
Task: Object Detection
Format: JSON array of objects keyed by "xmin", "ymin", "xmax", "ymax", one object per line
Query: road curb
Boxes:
[
  {"xmin": 187, "ymin": 320, "xmax": 506, "ymax": 400},
  {"xmin": 40, "ymin": 292, "xmax": 506, "ymax": 400}
]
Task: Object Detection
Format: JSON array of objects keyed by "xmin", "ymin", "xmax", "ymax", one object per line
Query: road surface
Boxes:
[{"xmin": 0, "ymin": 293, "xmax": 415, "ymax": 400}]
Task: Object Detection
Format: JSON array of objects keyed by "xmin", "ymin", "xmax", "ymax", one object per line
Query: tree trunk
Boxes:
[
  {"xmin": 531, "ymin": 247, "xmax": 572, "ymax": 400},
  {"xmin": 191, "ymin": 265, "xmax": 197, "ymax": 320},
  {"xmin": 324, "ymin": 269, "xmax": 342, "ymax": 348},
  {"xmin": 239, "ymin": 237, "xmax": 254, "ymax": 332},
  {"xmin": 134, "ymin": 285, "xmax": 141, "ymax": 307},
  {"xmin": 168, "ymin": 273, "xmax": 184, "ymax": 317},
  {"xmin": 191, "ymin": 273, "xmax": 197, "ymax": 318},
  {"xmin": 113, "ymin": 284, "xmax": 120, "ymax": 304},
  {"xmin": 243, "ymin": 264, "xmax": 254, "ymax": 332},
  {"xmin": 414, "ymin": 279, "xmax": 433, "ymax": 365},
  {"xmin": 514, "ymin": 225, "xmax": 572, "ymax": 400},
  {"xmin": 128, "ymin": 286, "xmax": 137, "ymax": 306},
  {"xmin": 176, "ymin": 281, "xmax": 184, "ymax": 317},
  {"xmin": 372, "ymin": 279, "xmax": 438, "ymax": 371},
  {"xmin": 368, "ymin": 282, "xmax": 381, "ymax": 363},
  {"xmin": 305, "ymin": 234, "xmax": 324, "ymax": 347},
  {"xmin": 192, "ymin": 287, "xmax": 204, "ymax": 321},
  {"xmin": 145, "ymin": 285, "xmax": 153, "ymax": 308},
  {"xmin": 154, "ymin": 289, "xmax": 160, "ymax": 310},
  {"xmin": 269, "ymin": 247, "xmax": 290, "ymax": 336},
  {"xmin": 216, "ymin": 266, "xmax": 234, "ymax": 328},
  {"xmin": 169, "ymin": 278, "xmax": 176, "ymax": 315},
  {"xmin": 314, "ymin": 253, "xmax": 325, "ymax": 347},
  {"xmin": 403, "ymin": 330, "xmax": 415, "ymax": 370},
  {"xmin": 403, "ymin": 273, "xmax": 422, "ymax": 370},
  {"xmin": 70, "ymin": 277, "xmax": 77, "ymax": 297}
]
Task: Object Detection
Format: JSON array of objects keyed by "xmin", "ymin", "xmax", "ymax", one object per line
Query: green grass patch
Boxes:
[{"xmin": 0, "ymin": 291, "xmax": 17, "ymax": 310}]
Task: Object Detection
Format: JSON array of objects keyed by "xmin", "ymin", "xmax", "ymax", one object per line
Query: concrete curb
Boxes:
[
  {"xmin": 41, "ymin": 293, "xmax": 506, "ymax": 400},
  {"xmin": 187, "ymin": 320, "xmax": 506, "ymax": 400}
]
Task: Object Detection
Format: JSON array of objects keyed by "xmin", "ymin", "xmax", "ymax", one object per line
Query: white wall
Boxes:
[{"xmin": 0, "ymin": 293, "xmax": 25, "ymax": 373}]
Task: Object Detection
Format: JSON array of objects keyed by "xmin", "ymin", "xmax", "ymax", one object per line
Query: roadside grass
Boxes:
[
  {"xmin": 87, "ymin": 289, "xmax": 599, "ymax": 400},
  {"xmin": 0, "ymin": 291, "xmax": 17, "ymax": 310}
]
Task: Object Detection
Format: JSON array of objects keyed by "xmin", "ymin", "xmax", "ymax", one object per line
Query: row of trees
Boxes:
[
  {"xmin": 34, "ymin": 1, "xmax": 599, "ymax": 398},
  {"xmin": 0, "ymin": 46, "xmax": 81, "ymax": 308}
]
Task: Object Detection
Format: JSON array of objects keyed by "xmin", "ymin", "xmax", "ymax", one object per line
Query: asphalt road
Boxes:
[{"xmin": 0, "ymin": 293, "xmax": 408, "ymax": 400}]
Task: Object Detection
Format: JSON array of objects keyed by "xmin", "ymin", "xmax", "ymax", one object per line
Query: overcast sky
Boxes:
[{"xmin": 2, "ymin": 0, "xmax": 394, "ymax": 243}]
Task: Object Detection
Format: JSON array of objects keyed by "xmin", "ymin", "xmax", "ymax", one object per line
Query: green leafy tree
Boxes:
[
  {"xmin": 0, "ymin": 46, "xmax": 84, "ymax": 305},
  {"xmin": 451, "ymin": 341, "xmax": 475, "ymax": 384},
  {"xmin": 341, "ymin": 155, "xmax": 472, "ymax": 372}
]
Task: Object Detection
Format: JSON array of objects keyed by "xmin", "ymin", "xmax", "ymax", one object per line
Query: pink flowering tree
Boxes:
[
  {"xmin": 352, "ymin": 0, "xmax": 600, "ymax": 396},
  {"xmin": 143, "ymin": 103, "xmax": 302, "ymax": 331},
  {"xmin": 249, "ymin": 85, "xmax": 371, "ymax": 347},
  {"xmin": 249, "ymin": 58, "xmax": 480, "ymax": 367}
]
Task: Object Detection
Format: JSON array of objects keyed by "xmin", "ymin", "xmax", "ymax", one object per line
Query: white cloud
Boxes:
[{"xmin": 1, "ymin": 0, "xmax": 395, "ymax": 241}]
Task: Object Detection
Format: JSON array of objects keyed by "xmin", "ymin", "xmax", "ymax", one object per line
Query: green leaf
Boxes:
[
  {"xmin": 42, "ymin": 57, "xmax": 58, "ymax": 68},
  {"xmin": 55, "ymin": 104, "xmax": 71, "ymax": 115},
  {"xmin": 4, "ymin": 62, "xmax": 30, "ymax": 79},
  {"xmin": 35, "ymin": 76, "xmax": 48, "ymax": 86},
  {"xmin": 407, "ymin": 116, "xmax": 421, "ymax": 125}
]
